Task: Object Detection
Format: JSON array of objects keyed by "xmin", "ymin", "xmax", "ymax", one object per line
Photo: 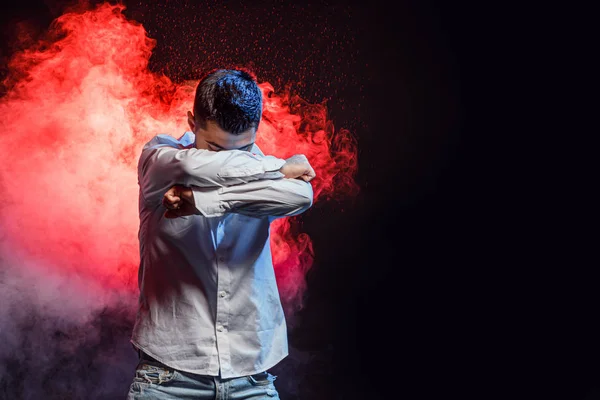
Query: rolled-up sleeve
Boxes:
[
  {"xmin": 191, "ymin": 178, "xmax": 314, "ymax": 219},
  {"xmin": 138, "ymin": 146, "xmax": 286, "ymax": 205}
]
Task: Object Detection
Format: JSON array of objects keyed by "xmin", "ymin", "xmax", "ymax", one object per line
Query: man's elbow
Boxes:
[
  {"xmin": 300, "ymin": 188, "xmax": 314, "ymax": 210},
  {"xmin": 287, "ymin": 181, "xmax": 314, "ymax": 215}
]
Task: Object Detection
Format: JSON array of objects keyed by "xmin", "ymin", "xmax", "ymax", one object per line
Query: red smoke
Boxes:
[{"xmin": 0, "ymin": 3, "xmax": 358, "ymax": 313}]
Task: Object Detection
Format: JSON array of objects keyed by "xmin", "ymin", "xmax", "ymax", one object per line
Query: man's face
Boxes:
[{"xmin": 188, "ymin": 111, "xmax": 256, "ymax": 152}]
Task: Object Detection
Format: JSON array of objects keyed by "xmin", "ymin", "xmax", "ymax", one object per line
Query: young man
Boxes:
[{"xmin": 127, "ymin": 69, "xmax": 315, "ymax": 399}]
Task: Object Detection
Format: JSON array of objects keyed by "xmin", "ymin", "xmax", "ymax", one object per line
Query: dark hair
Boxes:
[{"xmin": 193, "ymin": 68, "xmax": 263, "ymax": 134}]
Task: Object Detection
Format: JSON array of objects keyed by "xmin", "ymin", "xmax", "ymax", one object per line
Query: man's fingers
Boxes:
[
  {"xmin": 164, "ymin": 187, "xmax": 178, "ymax": 198},
  {"xmin": 303, "ymin": 165, "xmax": 316, "ymax": 181},
  {"xmin": 163, "ymin": 189, "xmax": 183, "ymax": 210},
  {"xmin": 163, "ymin": 185, "xmax": 192, "ymax": 214},
  {"xmin": 163, "ymin": 199, "xmax": 181, "ymax": 209},
  {"xmin": 301, "ymin": 171, "xmax": 315, "ymax": 182},
  {"xmin": 165, "ymin": 193, "xmax": 181, "ymax": 202}
]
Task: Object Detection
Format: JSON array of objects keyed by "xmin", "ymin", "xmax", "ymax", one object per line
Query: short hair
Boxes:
[{"xmin": 193, "ymin": 68, "xmax": 263, "ymax": 134}]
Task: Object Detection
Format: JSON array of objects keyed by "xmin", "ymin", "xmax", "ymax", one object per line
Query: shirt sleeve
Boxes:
[
  {"xmin": 190, "ymin": 178, "xmax": 314, "ymax": 219},
  {"xmin": 138, "ymin": 146, "xmax": 286, "ymax": 205}
]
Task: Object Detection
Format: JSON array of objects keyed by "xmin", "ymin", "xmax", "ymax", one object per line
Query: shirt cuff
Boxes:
[
  {"xmin": 191, "ymin": 187, "xmax": 228, "ymax": 217},
  {"xmin": 261, "ymin": 155, "xmax": 286, "ymax": 172}
]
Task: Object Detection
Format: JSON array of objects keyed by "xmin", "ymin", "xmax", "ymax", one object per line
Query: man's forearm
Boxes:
[{"xmin": 190, "ymin": 178, "xmax": 314, "ymax": 219}]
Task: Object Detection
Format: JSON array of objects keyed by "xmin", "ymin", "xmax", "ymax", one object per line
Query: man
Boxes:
[{"xmin": 127, "ymin": 69, "xmax": 315, "ymax": 399}]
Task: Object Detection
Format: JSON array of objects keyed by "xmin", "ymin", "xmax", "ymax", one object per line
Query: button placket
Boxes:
[{"xmin": 214, "ymin": 247, "xmax": 232, "ymax": 376}]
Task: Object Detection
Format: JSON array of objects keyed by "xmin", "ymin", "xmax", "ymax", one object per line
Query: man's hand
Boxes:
[
  {"xmin": 163, "ymin": 185, "xmax": 200, "ymax": 218},
  {"xmin": 279, "ymin": 154, "xmax": 316, "ymax": 182}
]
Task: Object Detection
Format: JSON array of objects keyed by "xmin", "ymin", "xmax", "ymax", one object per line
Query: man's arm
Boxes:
[
  {"xmin": 164, "ymin": 154, "xmax": 316, "ymax": 219},
  {"xmin": 188, "ymin": 178, "xmax": 314, "ymax": 219},
  {"xmin": 139, "ymin": 146, "xmax": 286, "ymax": 205}
]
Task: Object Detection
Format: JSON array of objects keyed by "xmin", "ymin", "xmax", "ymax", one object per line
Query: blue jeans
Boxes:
[{"xmin": 126, "ymin": 357, "xmax": 280, "ymax": 400}]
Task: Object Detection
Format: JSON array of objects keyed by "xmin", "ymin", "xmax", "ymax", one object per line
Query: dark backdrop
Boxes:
[{"xmin": 0, "ymin": 1, "xmax": 591, "ymax": 399}]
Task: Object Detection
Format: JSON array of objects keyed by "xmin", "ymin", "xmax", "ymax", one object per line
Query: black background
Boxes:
[{"xmin": 0, "ymin": 1, "xmax": 592, "ymax": 399}]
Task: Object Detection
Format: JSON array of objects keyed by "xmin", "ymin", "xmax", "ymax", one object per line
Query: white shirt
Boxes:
[{"xmin": 131, "ymin": 131, "xmax": 313, "ymax": 378}]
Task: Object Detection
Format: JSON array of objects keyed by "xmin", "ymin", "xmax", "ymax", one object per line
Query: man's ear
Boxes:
[{"xmin": 187, "ymin": 111, "xmax": 196, "ymax": 131}]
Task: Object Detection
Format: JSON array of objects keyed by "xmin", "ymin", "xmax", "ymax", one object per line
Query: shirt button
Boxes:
[
  {"xmin": 217, "ymin": 325, "xmax": 224, "ymax": 332},
  {"xmin": 219, "ymin": 291, "xmax": 227, "ymax": 298}
]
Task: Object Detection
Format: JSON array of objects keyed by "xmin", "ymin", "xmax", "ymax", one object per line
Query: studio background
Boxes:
[{"xmin": 0, "ymin": 1, "xmax": 592, "ymax": 399}]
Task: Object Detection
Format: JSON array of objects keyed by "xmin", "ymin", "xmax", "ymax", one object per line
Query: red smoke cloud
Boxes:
[{"xmin": 0, "ymin": 3, "xmax": 358, "ymax": 313}]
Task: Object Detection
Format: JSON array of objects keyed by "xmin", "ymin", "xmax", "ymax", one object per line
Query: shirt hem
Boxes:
[
  {"xmin": 223, "ymin": 350, "xmax": 289, "ymax": 379},
  {"xmin": 130, "ymin": 339, "xmax": 287, "ymax": 379}
]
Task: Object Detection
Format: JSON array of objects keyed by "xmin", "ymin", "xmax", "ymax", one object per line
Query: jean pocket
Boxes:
[
  {"xmin": 134, "ymin": 362, "xmax": 179, "ymax": 385},
  {"xmin": 247, "ymin": 371, "xmax": 277, "ymax": 386}
]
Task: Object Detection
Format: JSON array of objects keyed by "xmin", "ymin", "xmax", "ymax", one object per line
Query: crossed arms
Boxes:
[{"xmin": 138, "ymin": 144, "xmax": 316, "ymax": 219}]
